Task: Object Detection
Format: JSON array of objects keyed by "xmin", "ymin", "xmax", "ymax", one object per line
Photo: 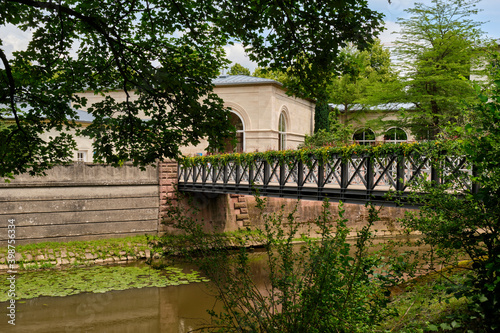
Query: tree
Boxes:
[
  {"xmin": 394, "ymin": 0, "xmax": 485, "ymax": 139},
  {"xmin": 304, "ymin": 41, "xmax": 399, "ymax": 144},
  {"xmin": 0, "ymin": 0, "xmax": 384, "ymax": 180},
  {"xmin": 328, "ymin": 40, "xmax": 399, "ymax": 113},
  {"xmin": 228, "ymin": 63, "xmax": 250, "ymax": 76},
  {"xmin": 313, "ymin": 98, "xmax": 330, "ymax": 133},
  {"xmin": 252, "ymin": 67, "xmax": 290, "ymax": 85}
]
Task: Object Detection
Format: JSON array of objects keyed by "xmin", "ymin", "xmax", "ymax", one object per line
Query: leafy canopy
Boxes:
[
  {"xmin": 329, "ymin": 40, "xmax": 400, "ymax": 112},
  {"xmin": 0, "ymin": 0, "xmax": 384, "ymax": 179},
  {"xmin": 228, "ymin": 63, "xmax": 250, "ymax": 76},
  {"xmin": 394, "ymin": 0, "xmax": 486, "ymax": 139}
]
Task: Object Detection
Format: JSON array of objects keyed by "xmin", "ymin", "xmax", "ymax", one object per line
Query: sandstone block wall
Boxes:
[
  {"xmin": 0, "ymin": 163, "xmax": 159, "ymax": 245},
  {"xmin": 244, "ymin": 196, "xmax": 413, "ymax": 239}
]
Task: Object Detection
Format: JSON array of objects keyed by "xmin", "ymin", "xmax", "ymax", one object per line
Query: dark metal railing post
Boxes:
[
  {"xmin": 249, "ymin": 162, "xmax": 254, "ymax": 185},
  {"xmin": 280, "ymin": 161, "xmax": 286, "ymax": 187},
  {"xmin": 297, "ymin": 159, "xmax": 304, "ymax": 198},
  {"xmin": 264, "ymin": 160, "xmax": 270, "ymax": 185},
  {"xmin": 202, "ymin": 164, "xmax": 206, "ymax": 184},
  {"xmin": 318, "ymin": 157, "xmax": 325, "ymax": 188},
  {"xmin": 431, "ymin": 159, "xmax": 440, "ymax": 185},
  {"xmin": 297, "ymin": 160, "xmax": 304, "ymax": 187},
  {"xmin": 396, "ymin": 155, "xmax": 405, "ymax": 191},
  {"xmin": 192, "ymin": 165, "xmax": 198, "ymax": 183},
  {"xmin": 340, "ymin": 158, "xmax": 348, "ymax": 190},
  {"xmin": 236, "ymin": 163, "xmax": 241, "ymax": 186},
  {"xmin": 365, "ymin": 156, "xmax": 373, "ymax": 191},
  {"xmin": 212, "ymin": 164, "xmax": 217, "ymax": 184},
  {"xmin": 223, "ymin": 163, "xmax": 228, "ymax": 184},
  {"xmin": 317, "ymin": 157, "xmax": 325, "ymax": 200},
  {"xmin": 183, "ymin": 165, "xmax": 188, "ymax": 183}
]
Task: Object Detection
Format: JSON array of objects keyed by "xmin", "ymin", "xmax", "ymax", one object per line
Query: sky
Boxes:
[
  {"xmin": 229, "ymin": 0, "xmax": 500, "ymax": 72},
  {"xmin": 1, "ymin": 0, "xmax": 499, "ymax": 73}
]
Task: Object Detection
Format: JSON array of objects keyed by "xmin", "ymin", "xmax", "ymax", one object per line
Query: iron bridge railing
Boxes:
[{"xmin": 177, "ymin": 153, "xmax": 477, "ymax": 206}]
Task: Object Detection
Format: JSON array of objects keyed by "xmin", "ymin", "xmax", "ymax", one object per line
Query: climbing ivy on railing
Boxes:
[{"xmin": 179, "ymin": 140, "xmax": 465, "ymax": 168}]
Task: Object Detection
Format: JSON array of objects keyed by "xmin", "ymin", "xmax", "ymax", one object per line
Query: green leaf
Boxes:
[
  {"xmin": 440, "ymin": 323, "xmax": 453, "ymax": 330},
  {"xmin": 479, "ymin": 295, "xmax": 488, "ymax": 303},
  {"xmin": 428, "ymin": 324, "xmax": 439, "ymax": 331}
]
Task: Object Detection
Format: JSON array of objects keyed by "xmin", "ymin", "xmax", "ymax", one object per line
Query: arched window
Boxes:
[
  {"xmin": 223, "ymin": 111, "xmax": 245, "ymax": 153},
  {"xmin": 383, "ymin": 128, "xmax": 408, "ymax": 143},
  {"xmin": 353, "ymin": 128, "xmax": 376, "ymax": 145},
  {"xmin": 278, "ymin": 112, "xmax": 287, "ymax": 150}
]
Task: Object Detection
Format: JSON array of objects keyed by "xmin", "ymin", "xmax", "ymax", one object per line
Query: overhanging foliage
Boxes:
[{"xmin": 0, "ymin": 0, "xmax": 384, "ymax": 179}]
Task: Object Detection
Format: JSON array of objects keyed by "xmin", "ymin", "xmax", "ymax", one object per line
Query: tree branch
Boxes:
[{"xmin": 0, "ymin": 48, "xmax": 34, "ymax": 159}]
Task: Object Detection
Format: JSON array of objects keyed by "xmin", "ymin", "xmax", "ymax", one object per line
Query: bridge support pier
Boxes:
[{"xmin": 158, "ymin": 161, "xmax": 250, "ymax": 233}]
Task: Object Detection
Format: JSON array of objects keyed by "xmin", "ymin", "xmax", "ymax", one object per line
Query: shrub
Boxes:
[{"xmin": 155, "ymin": 194, "xmax": 399, "ymax": 332}]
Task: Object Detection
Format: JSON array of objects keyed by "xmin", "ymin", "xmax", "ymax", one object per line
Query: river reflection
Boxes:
[
  {"xmin": 0, "ymin": 275, "xmax": 224, "ymax": 333},
  {"xmin": 0, "ymin": 249, "xmax": 275, "ymax": 333},
  {"xmin": 0, "ymin": 239, "xmax": 422, "ymax": 333}
]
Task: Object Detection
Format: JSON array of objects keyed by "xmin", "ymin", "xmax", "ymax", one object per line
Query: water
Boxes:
[
  {"xmin": 0, "ymin": 238, "xmax": 423, "ymax": 332},
  {"xmin": 1, "ymin": 279, "xmax": 220, "ymax": 333}
]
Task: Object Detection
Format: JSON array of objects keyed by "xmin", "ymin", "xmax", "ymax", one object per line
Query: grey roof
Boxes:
[
  {"xmin": 1, "ymin": 103, "xmax": 95, "ymax": 123},
  {"xmin": 329, "ymin": 103, "xmax": 415, "ymax": 112},
  {"xmin": 72, "ymin": 109, "xmax": 94, "ymax": 122},
  {"xmin": 213, "ymin": 75, "xmax": 281, "ymax": 86}
]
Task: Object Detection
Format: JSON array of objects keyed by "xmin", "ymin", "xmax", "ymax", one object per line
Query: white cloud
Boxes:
[
  {"xmin": 223, "ymin": 43, "xmax": 258, "ymax": 74},
  {"xmin": 378, "ymin": 20, "xmax": 402, "ymax": 48},
  {"xmin": 0, "ymin": 24, "xmax": 32, "ymax": 60}
]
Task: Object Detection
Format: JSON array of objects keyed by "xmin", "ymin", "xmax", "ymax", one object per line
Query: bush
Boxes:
[
  {"xmin": 301, "ymin": 109, "xmax": 353, "ymax": 148},
  {"xmin": 155, "ymin": 195, "xmax": 399, "ymax": 332}
]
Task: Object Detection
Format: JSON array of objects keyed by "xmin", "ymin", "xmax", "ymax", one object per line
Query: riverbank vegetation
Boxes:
[
  {"xmin": 157, "ymin": 191, "xmax": 496, "ymax": 332},
  {"xmin": 157, "ymin": 194, "xmax": 401, "ymax": 332}
]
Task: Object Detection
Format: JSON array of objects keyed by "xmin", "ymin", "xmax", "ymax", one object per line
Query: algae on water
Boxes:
[{"xmin": 0, "ymin": 265, "xmax": 209, "ymax": 302}]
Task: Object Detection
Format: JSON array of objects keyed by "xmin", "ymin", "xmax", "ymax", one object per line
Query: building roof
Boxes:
[
  {"xmin": 72, "ymin": 109, "xmax": 95, "ymax": 122},
  {"xmin": 213, "ymin": 75, "xmax": 281, "ymax": 86},
  {"xmin": 1, "ymin": 104, "xmax": 95, "ymax": 123},
  {"xmin": 329, "ymin": 103, "xmax": 414, "ymax": 112}
]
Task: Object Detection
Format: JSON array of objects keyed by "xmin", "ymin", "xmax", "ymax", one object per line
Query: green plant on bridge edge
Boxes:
[
  {"xmin": 400, "ymin": 74, "xmax": 500, "ymax": 332},
  {"xmin": 180, "ymin": 140, "xmax": 465, "ymax": 169},
  {"xmin": 154, "ymin": 192, "xmax": 406, "ymax": 332}
]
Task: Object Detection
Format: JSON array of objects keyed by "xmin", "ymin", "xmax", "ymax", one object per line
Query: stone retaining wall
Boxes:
[
  {"xmin": 244, "ymin": 196, "xmax": 412, "ymax": 238},
  {"xmin": 0, "ymin": 247, "xmax": 160, "ymax": 271},
  {"xmin": 0, "ymin": 163, "xmax": 160, "ymax": 246}
]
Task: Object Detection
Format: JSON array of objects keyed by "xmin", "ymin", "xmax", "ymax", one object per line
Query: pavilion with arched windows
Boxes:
[
  {"xmin": 180, "ymin": 75, "xmax": 315, "ymax": 155},
  {"xmin": 332, "ymin": 103, "xmax": 415, "ymax": 145}
]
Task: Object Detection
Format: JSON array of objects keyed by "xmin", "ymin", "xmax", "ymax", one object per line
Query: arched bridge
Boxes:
[{"xmin": 177, "ymin": 149, "xmax": 477, "ymax": 207}]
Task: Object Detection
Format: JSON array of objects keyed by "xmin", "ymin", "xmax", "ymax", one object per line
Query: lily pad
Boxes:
[{"xmin": 0, "ymin": 264, "xmax": 208, "ymax": 301}]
